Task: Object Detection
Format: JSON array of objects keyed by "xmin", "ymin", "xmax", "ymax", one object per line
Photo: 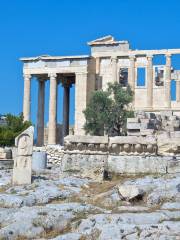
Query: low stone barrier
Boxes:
[
  {"xmin": 33, "ymin": 134, "xmax": 180, "ymax": 180},
  {"xmin": 64, "ymin": 135, "xmax": 108, "ymax": 152},
  {"xmin": 109, "ymin": 136, "xmax": 157, "ymax": 155}
]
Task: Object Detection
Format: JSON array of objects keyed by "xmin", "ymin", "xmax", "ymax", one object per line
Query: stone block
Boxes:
[
  {"xmin": 167, "ymin": 159, "xmax": 180, "ymax": 173},
  {"xmin": 157, "ymin": 133, "xmax": 180, "ymax": 154},
  {"xmin": 140, "ymin": 119, "xmax": 150, "ymax": 124},
  {"xmin": 140, "ymin": 122, "xmax": 149, "ymax": 130},
  {"xmin": 109, "ymin": 136, "xmax": 156, "ymax": 145},
  {"xmin": 0, "ymin": 148, "xmax": 12, "ymax": 160},
  {"xmin": 127, "ymin": 130, "xmax": 141, "ymax": 136},
  {"xmin": 64, "ymin": 135, "xmax": 108, "ymax": 144},
  {"xmin": 160, "ymin": 111, "xmax": 173, "ymax": 117},
  {"xmin": 61, "ymin": 153, "xmax": 108, "ymax": 181},
  {"xmin": 127, "ymin": 118, "xmax": 139, "ymax": 123},
  {"xmin": 170, "ymin": 131, "xmax": 180, "ymax": 138},
  {"xmin": 108, "ymin": 155, "xmax": 167, "ymax": 175},
  {"xmin": 126, "ymin": 122, "xmax": 141, "ymax": 130},
  {"xmin": 140, "ymin": 129, "xmax": 154, "ymax": 136},
  {"xmin": 118, "ymin": 185, "xmax": 144, "ymax": 200}
]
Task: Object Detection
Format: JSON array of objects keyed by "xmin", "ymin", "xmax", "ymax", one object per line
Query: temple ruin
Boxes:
[{"xmin": 20, "ymin": 35, "xmax": 180, "ymax": 145}]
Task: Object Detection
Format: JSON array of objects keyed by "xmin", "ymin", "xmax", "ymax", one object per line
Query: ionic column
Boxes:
[
  {"xmin": 63, "ymin": 82, "xmax": 71, "ymax": 137},
  {"xmin": 176, "ymin": 79, "xmax": 180, "ymax": 102},
  {"xmin": 165, "ymin": 54, "xmax": 171, "ymax": 108},
  {"xmin": 111, "ymin": 57, "xmax": 118, "ymax": 82},
  {"xmin": 23, "ymin": 74, "xmax": 31, "ymax": 121},
  {"xmin": 146, "ymin": 55, "xmax": 153, "ymax": 109},
  {"xmin": 48, "ymin": 73, "xmax": 57, "ymax": 145},
  {"xmin": 37, "ymin": 78, "xmax": 45, "ymax": 146},
  {"xmin": 128, "ymin": 55, "xmax": 135, "ymax": 90}
]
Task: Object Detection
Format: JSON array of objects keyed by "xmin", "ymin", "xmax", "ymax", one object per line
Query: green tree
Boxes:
[
  {"xmin": 0, "ymin": 113, "xmax": 32, "ymax": 147},
  {"xmin": 83, "ymin": 82, "xmax": 134, "ymax": 136}
]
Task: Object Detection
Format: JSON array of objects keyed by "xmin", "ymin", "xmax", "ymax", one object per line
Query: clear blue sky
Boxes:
[{"xmin": 0, "ymin": 0, "xmax": 180, "ymax": 126}]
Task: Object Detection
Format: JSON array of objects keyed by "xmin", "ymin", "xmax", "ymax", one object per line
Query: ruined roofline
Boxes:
[
  {"xmin": 87, "ymin": 35, "xmax": 129, "ymax": 46},
  {"xmin": 20, "ymin": 55, "xmax": 90, "ymax": 62}
]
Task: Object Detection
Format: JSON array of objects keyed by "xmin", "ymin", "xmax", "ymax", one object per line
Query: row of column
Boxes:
[
  {"xmin": 110, "ymin": 54, "xmax": 176, "ymax": 109},
  {"xmin": 23, "ymin": 73, "xmax": 71, "ymax": 146}
]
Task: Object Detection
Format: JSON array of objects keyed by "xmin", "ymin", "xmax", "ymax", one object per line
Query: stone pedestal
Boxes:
[
  {"xmin": 48, "ymin": 73, "xmax": 57, "ymax": 144},
  {"xmin": 37, "ymin": 80, "xmax": 45, "ymax": 146},
  {"xmin": 13, "ymin": 126, "xmax": 34, "ymax": 185},
  {"xmin": 23, "ymin": 74, "xmax": 31, "ymax": 121}
]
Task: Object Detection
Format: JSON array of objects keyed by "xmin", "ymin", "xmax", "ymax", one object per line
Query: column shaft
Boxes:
[
  {"xmin": 111, "ymin": 57, "xmax": 118, "ymax": 83},
  {"xmin": 23, "ymin": 74, "xmax": 31, "ymax": 121},
  {"xmin": 146, "ymin": 55, "xmax": 153, "ymax": 109},
  {"xmin": 128, "ymin": 56, "xmax": 135, "ymax": 90},
  {"xmin": 75, "ymin": 73, "xmax": 87, "ymax": 135},
  {"xmin": 48, "ymin": 73, "xmax": 57, "ymax": 144},
  {"xmin": 37, "ymin": 79, "xmax": 45, "ymax": 146},
  {"xmin": 176, "ymin": 80, "xmax": 180, "ymax": 102},
  {"xmin": 165, "ymin": 54, "xmax": 171, "ymax": 108},
  {"xmin": 63, "ymin": 83, "xmax": 70, "ymax": 137},
  {"xmin": 96, "ymin": 57, "xmax": 100, "ymax": 74}
]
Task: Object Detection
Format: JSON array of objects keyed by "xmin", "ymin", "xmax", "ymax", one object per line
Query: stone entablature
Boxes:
[
  {"xmin": 20, "ymin": 35, "xmax": 180, "ymax": 145},
  {"xmin": 64, "ymin": 135, "xmax": 158, "ymax": 155}
]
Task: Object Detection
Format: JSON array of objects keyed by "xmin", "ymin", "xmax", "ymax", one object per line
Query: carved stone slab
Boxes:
[
  {"xmin": 13, "ymin": 126, "xmax": 34, "ymax": 185},
  {"xmin": 64, "ymin": 135, "xmax": 108, "ymax": 144}
]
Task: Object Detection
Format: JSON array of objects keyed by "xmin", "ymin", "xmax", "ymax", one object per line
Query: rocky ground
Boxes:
[{"xmin": 0, "ymin": 167, "xmax": 179, "ymax": 239}]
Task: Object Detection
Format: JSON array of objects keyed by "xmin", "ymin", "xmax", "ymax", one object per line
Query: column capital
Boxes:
[
  {"xmin": 147, "ymin": 54, "xmax": 153, "ymax": 60},
  {"xmin": 129, "ymin": 55, "xmax": 136, "ymax": 60},
  {"xmin": 166, "ymin": 53, "xmax": 172, "ymax": 58},
  {"xmin": 111, "ymin": 56, "xmax": 117, "ymax": 62},
  {"xmin": 48, "ymin": 73, "xmax": 57, "ymax": 79},
  {"xmin": 23, "ymin": 74, "xmax": 31, "ymax": 80}
]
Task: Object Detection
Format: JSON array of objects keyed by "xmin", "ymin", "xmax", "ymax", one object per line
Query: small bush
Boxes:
[{"xmin": 0, "ymin": 113, "xmax": 32, "ymax": 147}]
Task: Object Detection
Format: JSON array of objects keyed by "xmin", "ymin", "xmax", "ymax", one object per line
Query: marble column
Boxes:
[
  {"xmin": 96, "ymin": 57, "xmax": 100, "ymax": 74},
  {"xmin": 146, "ymin": 55, "xmax": 153, "ymax": 109},
  {"xmin": 111, "ymin": 57, "xmax": 118, "ymax": 82},
  {"xmin": 165, "ymin": 54, "xmax": 171, "ymax": 108},
  {"xmin": 176, "ymin": 79, "xmax": 180, "ymax": 102},
  {"xmin": 23, "ymin": 74, "xmax": 31, "ymax": 122},
  {"xmin": 48, "ymin": 73, "xmax": 57, "ymax": 144},
  {"xmin": 128, "ymin": 55, "xmax": 135, "ymax": 90},
  {"xmin": 63, "ymin": 82, "xmax": 71, "ymax": 137},
  {"xmin": 37, "ymin": 78, "xmax": 45, "ymax": 146},
  {"xmin": 75, "ymin": 72, "xmax": 87, "ymax": 135}
]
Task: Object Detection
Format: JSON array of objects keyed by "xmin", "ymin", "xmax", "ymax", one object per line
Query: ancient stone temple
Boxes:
[{"xmin": 20, "ymin": 35, "xmax": 180, "ymax": 145}]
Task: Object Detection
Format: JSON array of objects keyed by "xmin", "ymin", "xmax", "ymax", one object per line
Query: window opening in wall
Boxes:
[
  {"xmin": 155, "ymin": 66, "xmax": 164, "ymax": 86},
  {"xmin": 119, "ymin": 68, "xmax": 128, "ymax": 86},
  {"xmin": 137, "ymin": 68, "xmax": 145, "ymax": 86},
  {"xmin": 171, "ymin": 80, "xmax": 176, "ymax": 101}
]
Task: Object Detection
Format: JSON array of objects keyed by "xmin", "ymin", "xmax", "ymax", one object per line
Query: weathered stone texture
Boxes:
[
  {"xmin": 108, "ymin": 155, "xmax": 168, "ymax": 175},
  {"xmin": 60, "ymin": 153, "xmax": 107, "ymax": 180},
  {"xmin": 13, "ymin": 126, "xmax": 34, "ymax": 185}
]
